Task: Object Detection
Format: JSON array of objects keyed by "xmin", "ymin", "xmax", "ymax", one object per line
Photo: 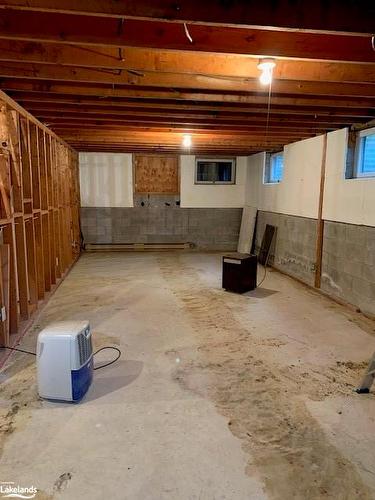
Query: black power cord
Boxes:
[
  {"xmin": 257, "ymin": 265, "xmax": 268, "ymax": 287},
  {"xmin": 93, "ymin": 346, "xmax": 121, "ymax": 370},
  {"xmin": 256, "ymin": 230, "xmax": 275, "ymax": 288},
  {"xmin": 1, "ymin": 345, "xmax": 121, "ymax": 370},
  {"xmin": 1, "ymin": 346, "xmax": 37, "ymax": 356}
]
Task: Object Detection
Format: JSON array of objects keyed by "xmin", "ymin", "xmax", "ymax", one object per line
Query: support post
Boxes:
[{"xmin": 314, "ymin": 133, "xmax": 327, "ymax": 289}]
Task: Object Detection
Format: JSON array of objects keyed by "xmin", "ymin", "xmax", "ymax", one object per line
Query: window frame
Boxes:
[
  {"xmin": 354, "ymin": 127, "xmax": 375, "ymax": 178},
  {"xmin": 194, "ymin": 157, "xmax": 236, "ymax": 185},
  {"xmin": 264, "ymin": 151, "xmax": 284, "ymax": 184}
]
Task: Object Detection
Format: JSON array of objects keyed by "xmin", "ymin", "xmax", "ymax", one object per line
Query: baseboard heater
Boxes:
[{"xmin": 85, "ymin": 243, "xmax": 193, "ymax": 252}]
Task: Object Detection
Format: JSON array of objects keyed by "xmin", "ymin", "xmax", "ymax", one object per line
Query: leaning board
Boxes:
[{"xmin": 237, "ymin": 206, "xmax": 257, "ymax": 254}]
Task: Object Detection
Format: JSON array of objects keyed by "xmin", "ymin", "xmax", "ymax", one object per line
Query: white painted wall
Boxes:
[
  {"xmin": 323, "ymin": 128, "xmax": 375, "ymax": 226},
  {"xmin": 78, "ymin": 135, "xmax": 375, "ymax": 226},
  {"xmin": 246, "ymin": 135, "xmax": 324, "ymax": 219},
  {"xmin": 180, "ymin": 155, "xmax": 247, "ymax": 208},
  {"xmin": 246, "ymin": 128, "xmax": 375, "ymax": 226},
  {"xmin": 79, "ymin": 153, "xmax": 133, "ymax": 207}
]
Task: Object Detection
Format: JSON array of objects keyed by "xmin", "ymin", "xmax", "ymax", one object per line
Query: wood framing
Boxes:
[
  {"xmin": 0, "ymin": 11, "xmax": 374, "ymax": 63},
  {"xmin": 0, "ymin": 91, "xmax": 80, "ymax": 349},
  {"xmin": 0, "ymin": 0, "xmax": 373, "ymax": 35},
  {"xmin": 0, "ymin": 3, "xmax": 373, "ymax": 153},
  {"xmin": 314, "ymin": 133, "xmax": 328, "ymax": 289}
]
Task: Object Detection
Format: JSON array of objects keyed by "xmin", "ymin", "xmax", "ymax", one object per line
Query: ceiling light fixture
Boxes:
[
  {"xmin": 257, "ymin": 58, "xmax": 276, "ymax": 85},
  {"xmin": 182, "ymin": 134, "xmax": 192, "ymax": 148}
]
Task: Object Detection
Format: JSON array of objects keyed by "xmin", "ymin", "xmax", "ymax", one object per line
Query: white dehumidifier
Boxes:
[{"xmin": 37, "ymin": 321, "xmax": 93, "ymax": 402}]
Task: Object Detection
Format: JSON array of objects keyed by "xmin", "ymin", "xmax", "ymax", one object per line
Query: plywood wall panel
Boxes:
[{"xmin": 134, "ymin": 154, "xmax": 179, "ymax": 194}]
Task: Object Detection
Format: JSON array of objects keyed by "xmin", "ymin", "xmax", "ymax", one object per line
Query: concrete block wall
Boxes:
[
  {"xmin": 255, "ymin": 211, "xmax": 317, "ymax": 286},
  {"xmin": 81, "ymin": 207, "xmax": 242, "ymax": 251},
  {"xmin": 255, "ymin": 211, "xmax": 375, "ymax": 317},
  {"xmin": 322, "ymin": 222, "xmax": 375, "ymax": 317}
]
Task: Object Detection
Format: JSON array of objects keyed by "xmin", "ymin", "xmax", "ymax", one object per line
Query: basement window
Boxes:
[
  {"xmin": 354, "ymin": 127, "xmax": 375, "ymax": 177},
  {"xmin": 195, "ymin": 158, "xmax": 236, "ymax": 184},
  {"xmin": 264, "ymin": 152, "xmax": 284, "ymax": 184}
]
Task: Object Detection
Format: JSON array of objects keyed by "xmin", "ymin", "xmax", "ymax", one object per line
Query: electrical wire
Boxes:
[
  {"xmin": 1, "ymin": 345, "xmax": 122, "ymax": 370},
  {"xmin": 1, "ymin": 346, "xmax": 37, "ymax": 356},
  {"xmin": 256, "ymin": 232, "xmax": 275, "ymax": 288},
  {"xmin": 184, "ymin": 23, "xmax": 193, "ymax": 43},
  {"xmin": 257, "ymin": 265, "xmax": 268, "ymax": 287},
  {"xmin": 264, "ymin": 78, "xmax": 273, "ymax": 149},
  {"xmin": 93, "ymin": 346, "xmax": 121, "ymax": 370}
]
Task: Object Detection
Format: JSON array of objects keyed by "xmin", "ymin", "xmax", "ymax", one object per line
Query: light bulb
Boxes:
[
  {"xmin": 182, "ymin": 134, "xmax": 192, "ymax": 148},
  {"xmin": 259, "ymin": 67, "xmax": 273, "ymax": 85},
  {"xmin": 257, "ymin": 58, "xmax": 276, "ymax": 86}
]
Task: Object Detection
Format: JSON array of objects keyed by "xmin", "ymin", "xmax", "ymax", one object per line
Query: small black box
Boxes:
[{"xmin": 222, "ymin": 253, "xmax": 257, "ymax": 294}]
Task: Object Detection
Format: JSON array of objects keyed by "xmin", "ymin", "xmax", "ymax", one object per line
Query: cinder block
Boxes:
[
  {"xmin": 324, "ymin": 221, "xmax": 346, "ymax": 240},
  {"xmin": 363, "ymin": 247, "xmax": 375, "ymax": 267},
  {"xmin": 341, "ymin": 258, "xmax": 363, "ymax": 279},
  {"xmin": 352, "ymin": 276, "xmax": 375, "ymax": 301},
  {"xmin": 361, "ymin": 263, "xmax": 375, "ymax": 283}
]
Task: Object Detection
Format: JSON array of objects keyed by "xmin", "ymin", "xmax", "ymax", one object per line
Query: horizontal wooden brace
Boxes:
[
  {"xmin": 0, "ymin": 10, "xmax": 374, "ymax": 63},
  {"xmin": 3, "ymin": 82, "xmax": 375, "ymax": 109},
  {"xmin": 0, "ymin": 1, "xmax": 374, "ymax": 35}
]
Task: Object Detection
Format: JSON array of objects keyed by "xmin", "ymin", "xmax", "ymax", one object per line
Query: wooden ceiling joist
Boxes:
[
  {"xmin": 0, "ymin": 0, "xmax": 374, "ymax": 35},
  {"xmin": 0, "ymin": 2, "xmax": 373, "ymax": 153},
  {"xmin": 0, "ymin": 40, "xmax": 373, "ymax": 85},
  {"xmin": 0, "ymin": 10, "xmax": 374, "ymax": 63},
  {"xmin": 9, "ymin": 93, "xmax": 375, "ymax": 119},
  {"xmin": 0, "ymin": 62, "xmax": 374, "ymax": 98},
  {"xmin": 34, "ymin": 115, "xmax": 341, "ymax": 132},
  {"xmin": 21, "ymin": 103, "xmax": 363, "ymax": 126},
  {"xmin": 52, "ymin": 126, "xmax": 313, "ymax": 138},
  {"xmin": 3, "ymin": 83, "xmax": 375, "ymax": 110}
]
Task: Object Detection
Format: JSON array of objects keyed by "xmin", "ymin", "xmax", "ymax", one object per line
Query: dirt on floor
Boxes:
[
  {"xmin": 159, "ymin": 254, "xmax": 374, "ymax": 500},
  {"xmin": 1, "ymin": 253, "xmax": 374, "ymax": 499},
  {"xmin": 0, "ymin": 319, "xmax": 119, "ymax": 500}
]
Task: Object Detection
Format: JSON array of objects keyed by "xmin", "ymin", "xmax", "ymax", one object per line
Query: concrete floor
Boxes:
[{"xmin": 1, "ymin": 252, "xmax": 375, "ymax": 500}]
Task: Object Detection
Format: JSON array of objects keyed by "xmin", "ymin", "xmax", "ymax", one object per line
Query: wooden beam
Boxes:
[
  {"xmin": 4, "ymin": 108, "xmax": 21, "ymax": 187},
  {"xmin": 3, "ymin": 82, "xmax": 375, "ymax": 109},
  {"xmin": 0, "ymin": 90, "xmax": 74, "ymax": 150},
  {"xmin": 0, "ymin": 244, "xmax": 10, "ymax": 346},
  {"xmin": 74, "ymin": 146, "xmax": 272, "ymax": 154},
  {"xmin": 0, "ymin": 10, "xmax": 373, "ymax": 63},
  {"xmin": 315, "ymin": 133, "xmax": 328, "ymax": 289},
  {"xmin": 55, "ymin": 137, "xmax": 311, "ymax": 147},
  {"xmin": 52, "ymin": 129, "xmax": 313, "ymax": 145},
  {"xmin": 0, "ymin": 90, "xmax": 80, "ymax": 359},
  {"xmin": 36, "ymin": 116, "xmax": 339, "ymax": 133},
  {"xmin": 1, "ymin": 63, "xmax": 374, "ymax": 97},
  {"xmin": 21, "ymin": 103, "xmax": 367, "ymax": 126},
  {"xmin": 11, "ymin": 94, "xmax": 375, "ymax": 119},
  {"xmin": 14, "ymin": 215, "xmax": 29, "ymax": 320},
  {"xmin": 2, "ymin": 224, "xmax": 18, "ymax": 335},
  {"xmin": 0, "ymin": 40, "xmax": 374, "ymax": 82},
  {"xmin": 0, "ymin": 1, "xmax": 374, "ymax": 35},
  {"xmin": 0, "ymin": 155, "xmax": 11, "ymax": 218},
  {"xmin": 62, "ymin": 138, "xmax": 308, "ymax": 147}
]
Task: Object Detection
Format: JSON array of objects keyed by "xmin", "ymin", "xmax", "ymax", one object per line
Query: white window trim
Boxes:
[
  {"xmin": 354, "ymin": 126, "xmax": 375, "ymax": 178},
  {"xmin": 264, "ymin": 151, "xmax": 284, "ymax": 184},
  {"xmin": 195, "ymin": 157, "xmax": 236, "ymax": 184}
]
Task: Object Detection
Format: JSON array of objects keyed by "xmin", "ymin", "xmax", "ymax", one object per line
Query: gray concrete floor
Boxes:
[{"xmin": 1, "ymin": 252, "xmax": 375, "ymax": 500}]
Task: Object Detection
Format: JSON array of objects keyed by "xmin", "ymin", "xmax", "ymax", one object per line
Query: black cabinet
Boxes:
[{"xmin": 222, "ymin": 253, "xmax": 257, "ymax": 294}]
